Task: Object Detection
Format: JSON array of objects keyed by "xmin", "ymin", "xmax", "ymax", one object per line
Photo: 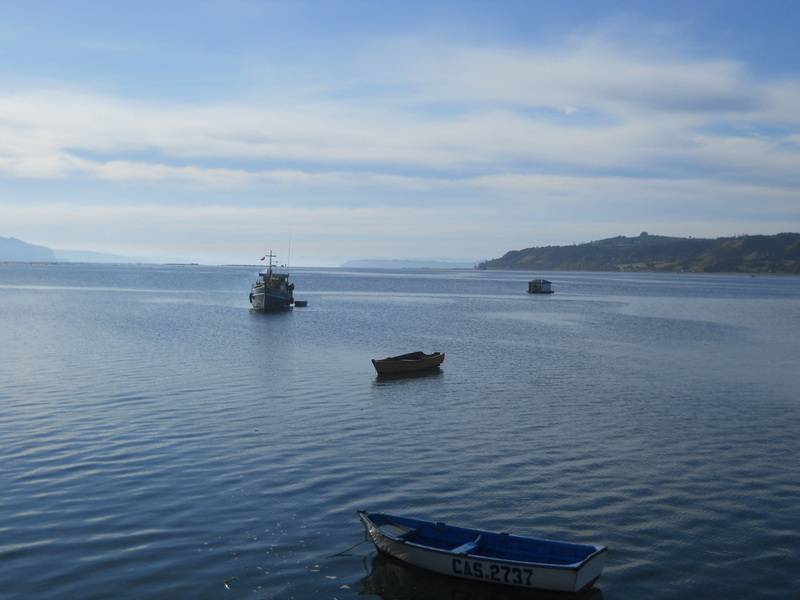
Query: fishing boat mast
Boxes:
[{"xmin": 262, "ymin": 251, "xmax": 277, "ymax": 275}]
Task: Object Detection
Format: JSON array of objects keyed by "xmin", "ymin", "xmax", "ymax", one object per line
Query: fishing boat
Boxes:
[
  {"xmin": 371, "ymin": 351, "xmax": 444, "ymax": 375},
  {"xmin": 357, "ymin": 510, "xmax": 607, "ymax": 594},
  {"xmin": 249, "ymin": 252, "xmax": 294, "ymax": 311}
]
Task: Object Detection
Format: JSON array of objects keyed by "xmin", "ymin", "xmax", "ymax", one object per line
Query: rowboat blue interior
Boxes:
[{"xmin": 370, "ymin": 513, "xmax": 595, "ymax": 566}]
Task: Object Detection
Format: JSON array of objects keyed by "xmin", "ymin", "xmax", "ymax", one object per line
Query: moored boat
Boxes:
[
  {"xmin": 371, "ymin": 351, "xmax": 444, "ymax": 375},
  {"xmin": 527, "ymin": 279, "xmax": 554, "ymax": 294},
  {"xmin": 357, "ymin": 510, "xmax": 607, "ymax": 594},
  {"xmin": 249, "ymin": 252, "xmax": 294, "ymax": 311}
]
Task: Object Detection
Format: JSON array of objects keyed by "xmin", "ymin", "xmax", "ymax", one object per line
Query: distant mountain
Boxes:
[
  {"xmin": 341, "ymin": 258, "xmax": 479, "ymax": 269},
  {"xmin": 1, "ymin": 236, "xmax": 147, "ymax": 263},
  {"xmin": 478, "ymin": 233, "xmax": 800, "ymax": 274},
  {"xmin": 0, "ymin": 236, "xmax": 57, "ymax": 262},
  {"xmin": 53, "ymin": 249, "xmax": 147, "ymax": 264}
]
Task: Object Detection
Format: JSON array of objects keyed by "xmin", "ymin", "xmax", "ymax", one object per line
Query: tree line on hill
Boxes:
[{"xmin": 478, "ymin": 233, "xmax": 800, "ymax": 274}]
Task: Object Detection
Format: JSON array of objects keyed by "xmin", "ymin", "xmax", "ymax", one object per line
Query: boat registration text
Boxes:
[{"xmin": 452, "ymin": 559, "xmax": 535, "ymax": 586}]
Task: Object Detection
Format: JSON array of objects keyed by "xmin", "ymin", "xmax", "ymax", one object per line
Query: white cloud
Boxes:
[
  {"xmin": 1, "ymin": 21, "xmax": 799, "ymax": 263},
  {"xmin": 1, "ymin": 34, "xmax": 797, "ymax": 183}
]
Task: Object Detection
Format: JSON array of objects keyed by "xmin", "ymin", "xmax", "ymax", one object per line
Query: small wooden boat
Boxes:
[
  {"xmin": 371, "ymin": 351, "xmax": 444, "ymax": 375},
  {"xmin": 357, "ymin": 510, "xmax": 607, "ymax": 594}
]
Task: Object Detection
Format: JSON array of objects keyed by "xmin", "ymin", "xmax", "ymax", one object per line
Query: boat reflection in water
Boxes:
[
  {"xmin": 359, "ymin": 553, "xmax": 605, "ymax": 600},
  {"xmin": 373, "ymin": 367, "xmax": 445, "ymax": 384}
]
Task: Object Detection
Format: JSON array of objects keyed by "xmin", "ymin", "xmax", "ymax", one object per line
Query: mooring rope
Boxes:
[{"xmin": 326, "ymin": 536, "xmax": 368, "ymax": 558}]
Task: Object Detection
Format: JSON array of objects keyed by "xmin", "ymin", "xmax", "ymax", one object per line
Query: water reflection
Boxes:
[
  {"xmin": 373, "ymin": 368, "xmax": 445, "ymax": 383},
  {"xmin": 359, "ymin": 554, "xmax": 604, "ymax": 600}
]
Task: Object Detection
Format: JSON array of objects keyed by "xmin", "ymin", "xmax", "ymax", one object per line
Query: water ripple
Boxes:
[{"xmin": 2, "ymin": 265, "xmax": 799, "ymax": 599}]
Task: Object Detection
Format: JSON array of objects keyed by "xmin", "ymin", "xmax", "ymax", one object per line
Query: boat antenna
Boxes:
[
  {"xmin": 287, "ymin": 228, "xmax": 292, "ymax": 269},
  {"xmin": 262, "ymin": 251, "xmax": 276, "ymax": 270}
]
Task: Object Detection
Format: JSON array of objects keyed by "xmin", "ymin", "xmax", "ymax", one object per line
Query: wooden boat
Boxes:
[
  {"xmin": 357, "ymin": 510, "xmax": 607, "ymax": 594},
  {"xmin": 371, "ymin": 351, "xmax": 444, "ymax": 375}
]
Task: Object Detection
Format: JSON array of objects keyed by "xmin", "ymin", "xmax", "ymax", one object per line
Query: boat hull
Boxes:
[
  {"xmin": 250, "ymin": 286, "xmax": 293, "ymax": 311},
  {"xmin": 371, "ymin": 351, "xmax": 445, "ymax": 374},
  {"xmin": 358, "ymin": 510, "xmax": 606, "ymax": 594}
]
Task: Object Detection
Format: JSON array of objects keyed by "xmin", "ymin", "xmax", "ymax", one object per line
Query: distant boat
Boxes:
[
  {"xmin": 249, "ymin": 252, "xmax": 294, "ymax": 311},
  {"xmin": 358, "ymin": 510, "xmax": 607, "ymax": 594},
  {"xmin": 371, "ymin": 351, "xmax": 444, "ymax": 375},
  {"xmin": 527, "ymin": 279, "xmax": 554, "ymax": 294}
]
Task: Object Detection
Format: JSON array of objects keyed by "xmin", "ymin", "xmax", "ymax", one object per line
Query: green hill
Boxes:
[{"xmin": 478, "ymin": 233, "xmax": 800, "ymax": 274}]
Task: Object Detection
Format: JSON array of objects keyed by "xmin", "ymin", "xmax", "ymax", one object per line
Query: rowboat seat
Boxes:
[
  {"xmin": 452, "ymin": 535, "xmax": 482, "ymax": 555},
  {"xmin": 398, "ymin": 529, "xmax": 417, "ymax": 541}
]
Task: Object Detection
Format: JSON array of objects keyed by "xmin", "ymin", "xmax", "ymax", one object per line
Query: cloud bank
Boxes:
[{"xmin": 1, "ymin": 7, "xmax": 798, "ymax": 264}]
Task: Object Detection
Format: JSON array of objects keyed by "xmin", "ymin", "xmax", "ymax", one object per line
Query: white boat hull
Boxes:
[{"xmin": 359, "ymin": 512, "xmax": 606, "ymax": 594}]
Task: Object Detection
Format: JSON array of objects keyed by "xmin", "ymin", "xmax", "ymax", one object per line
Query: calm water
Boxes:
[{"xmin": 1, "ymin": 264, "xmax": 799, "ymax": 600}]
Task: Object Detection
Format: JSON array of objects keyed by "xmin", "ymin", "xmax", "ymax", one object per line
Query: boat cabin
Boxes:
[{"xmin": 527, "ymin": 279, "xmax": 554, "ymax": 294}]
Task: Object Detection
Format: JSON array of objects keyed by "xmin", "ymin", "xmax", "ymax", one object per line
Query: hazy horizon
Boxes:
[{"xmin": 2, "ymin": 1, "xmax": 799, "ymax": 265}]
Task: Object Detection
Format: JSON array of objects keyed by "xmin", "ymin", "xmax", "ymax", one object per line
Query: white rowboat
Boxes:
[{"xmin": 358, "ymin": 510, "xmax": 607, "ymax": 594}]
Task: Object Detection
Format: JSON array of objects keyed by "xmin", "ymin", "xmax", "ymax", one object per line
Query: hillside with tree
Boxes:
[{"xmin": 478, "ymin": 233, "xmax": 800, "ymax": 274}]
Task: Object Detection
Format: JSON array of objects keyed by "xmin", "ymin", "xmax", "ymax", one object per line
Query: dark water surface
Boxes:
[{"xmin": 1, "ymin": 264, "xmax": 798, "ymax": 599}]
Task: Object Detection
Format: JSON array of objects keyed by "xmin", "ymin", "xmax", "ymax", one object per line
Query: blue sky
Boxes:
[{"xmin": 1, "ymin": 0, "xmax": 799, "ymax": 265}]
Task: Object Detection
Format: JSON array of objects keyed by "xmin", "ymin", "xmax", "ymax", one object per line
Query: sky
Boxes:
[{"xmin": 1, "ymin": 0, "xmax": 799, "ymax": 266}]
